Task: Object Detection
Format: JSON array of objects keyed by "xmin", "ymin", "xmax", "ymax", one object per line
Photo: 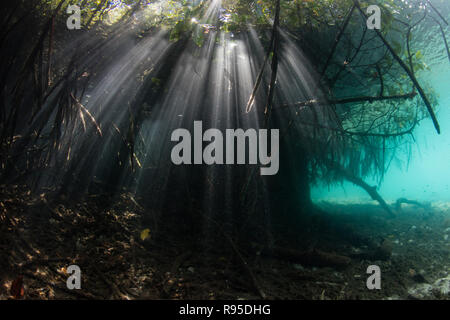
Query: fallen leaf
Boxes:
[
  {"xmin": 10, "ymin": 275, "xmax": 24, "ymax": 299},
  {"xmin": 140, "ymin": 228, "xmax": 151, "ymax": 241}
]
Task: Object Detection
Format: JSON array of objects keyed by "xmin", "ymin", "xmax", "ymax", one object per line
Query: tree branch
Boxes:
[
  {"xmin": 353, "ymin": 0, "xmax": 440, "ymax": 134},
  {"xmin": 245, "ymin": 0, "xmax": 281, "ymax": 114},
  {"xmin": 321, "ymin": 5, "xmax": 356, "ymax": 77},
  {"xmin": 426, "ymin": 0, "xmax": 448, "ymax": 26},
  {"xmin": 280, "ymin": 91, "xmax": 417, "ymax": 109},
  {"xmin": 324, "ymin": 160, "xmax": 396, "ymax": 218}
]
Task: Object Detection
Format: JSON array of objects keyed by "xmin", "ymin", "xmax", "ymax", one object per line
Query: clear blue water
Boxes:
[{"xmin": 312, "ymin": 57, "xmax": 450, "ymax": 203}]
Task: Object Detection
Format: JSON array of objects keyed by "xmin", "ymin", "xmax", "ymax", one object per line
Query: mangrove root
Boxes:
[{"xmin": 263, "ymin": 246, "xmax": 351, "ymax": 270}]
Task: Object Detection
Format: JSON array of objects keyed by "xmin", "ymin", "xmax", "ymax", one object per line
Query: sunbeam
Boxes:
[{"xmin": 1, "ymin": 0, "xmax": 449, "ymax": 301}]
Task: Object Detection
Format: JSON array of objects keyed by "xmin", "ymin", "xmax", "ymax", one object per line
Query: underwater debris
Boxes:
[
  {"xmin": 262, "ymin": 246, "xmax": 351, "ymax": 270},
  {"xmin": 373, "ymin": 239, "xmax": 393, "ymax": 261},
  {"xmin": 407, "ymin": 276, "xmax": 450, "ymax": 299},
  {"xmin": 395, "ymin": 198, "xmax": 431, "ymax": 212},
  {"xmin": 411, "ymin": 273, "xmax": 428, "ymax": 284}
]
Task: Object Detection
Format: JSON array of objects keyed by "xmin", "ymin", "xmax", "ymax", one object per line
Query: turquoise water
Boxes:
[{"xmin": 312, "ymin": 59, "xmax": 450, "ymax": 203}]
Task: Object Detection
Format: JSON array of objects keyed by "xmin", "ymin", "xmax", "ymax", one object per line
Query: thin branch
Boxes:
[
  {"xmin": 70, "ymin": 93, "xmax": 103, "ymax": 137},
  {"xmin": 206, "ymin": 216, "xmax": 266, "ymax": 299},
  {"xmin": 325, "ymin": 159, "xmax": 396, "ymax": 218},
  {"xmin": 353, "ymin": 0, "xmax": 440, "ymax": 134},
  {"xmin": 264, "ymin": 0, "xmax": 281, "ymax": 119},
  {"xmin": 376, "ymin": 64, "xmax": 384, "ymax": 96},
  {"xmin": 245, "ymin": 0, "xmax": 281, "ymax": 114},
  {"xmin": 429, "ymin": 15, "xmax": 450, "ymax": 63},
  {"xmin": 321, "ymin": 5, "xmax": 356, "ymax": 77},
  {"xmin": 426, "ymin": 0, "xmax": 448, "ymax": 26},
  {"xmin": 280, "ymin": 91, "xmax": 417, "ymax": 109}
]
